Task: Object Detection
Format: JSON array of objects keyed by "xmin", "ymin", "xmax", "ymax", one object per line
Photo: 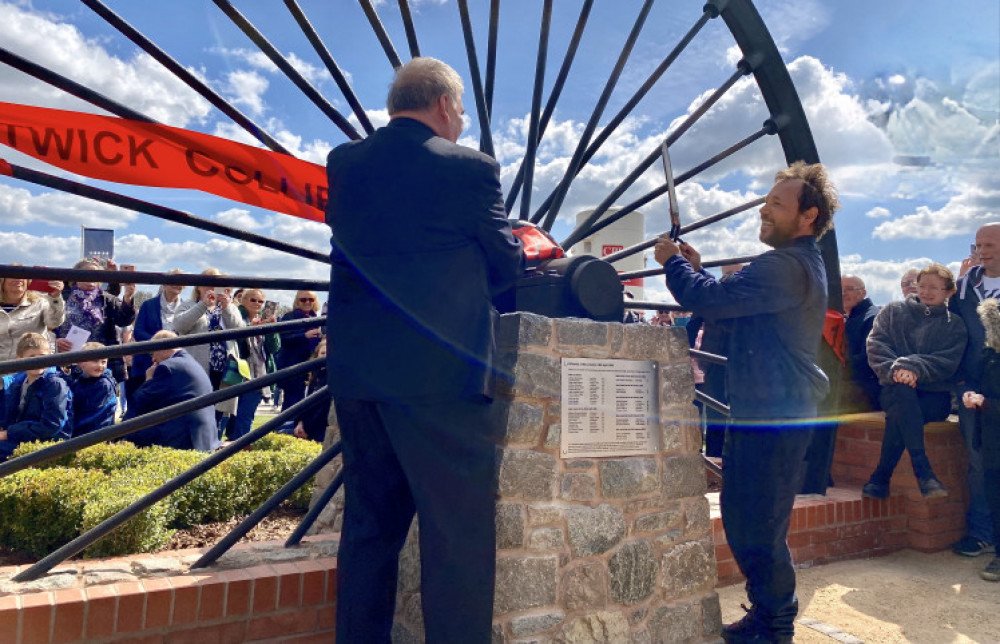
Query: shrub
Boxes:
[
  {"xmin": 9, "ymin": 440, "xmax": 74, "ymax": 468},
  {"xmin": 0, "ymin": 433, "xmax": 327, "ymax": 558}
]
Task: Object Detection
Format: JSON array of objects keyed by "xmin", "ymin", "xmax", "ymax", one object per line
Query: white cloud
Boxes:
[
  {"xmin": 872, "ymin": 177, "xmax": 1000, "ymax": 240},
  {"xmin": 0, "ymin": 182, "xmax": 137, "ymax": 229},
  {"xmin": 839, "ymin": 253, "xmax": 960, "ymax": 306},
  {"xmin": 224, "ymin": 70, "xmax": 269, "ymax": 117},
  {"xmin": 210, "ymin": 47, "xmax": 328, "ymax": 86},
  {"xmin": 865, "ymin": 206, "xmax": 891, "ymax": 219},
  {"xmin": 215, "ymin": 208, "xmax": 268, "ymax": 230},
  {"xmin": 0, "ymin": 2, "xmax": 210, "ymax": 127}
]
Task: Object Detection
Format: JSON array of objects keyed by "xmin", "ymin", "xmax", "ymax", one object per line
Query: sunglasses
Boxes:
[
  {"xmin": 246, "ymin": 298, "xmax": 265, "ymax": 304},
  {"xmin": 298, "ymin": 298, "xmax": 315, "ymax": 303}
]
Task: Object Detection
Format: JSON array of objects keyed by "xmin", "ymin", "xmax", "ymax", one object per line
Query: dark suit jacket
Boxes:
[
  {"xmin": 124, "ymin": 349, "xmax": 219, "ymax": 451},
  {"xmin": 325, "ymin": 117, "xmax": 523, "ymax": 402}
]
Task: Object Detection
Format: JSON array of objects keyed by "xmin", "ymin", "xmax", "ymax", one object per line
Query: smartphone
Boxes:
[
  {"xmin": 263, "ymin": 301, "xmax": 278, "ymax": 319},
  {"xmin": 122, "ymin": 264, "xmax": 136, "ymax": 272},
  {"xmin": 26, "ymin": 278, "xmax": 56, "ymax": 295}
]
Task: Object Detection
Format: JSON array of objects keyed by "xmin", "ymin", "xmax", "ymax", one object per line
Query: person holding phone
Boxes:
[
  {"xmin": 274, "ymin": 289, "xmax": 322, "ymax": 412},
  {"xmin": 0, "ymin": 271, "xmax": 64, "ymax": 361},
  {"xmin": 173, "ymin": 268, "xmax": 245, "ymax": 428},
  {"xmin": 53, "ymin": 259, "xmax": 135, "ymax": 385}
]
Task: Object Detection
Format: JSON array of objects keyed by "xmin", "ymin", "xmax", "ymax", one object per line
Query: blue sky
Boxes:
[{"xmin": 0, "ymin": 0, "xmax": 997, "ymax": 306}]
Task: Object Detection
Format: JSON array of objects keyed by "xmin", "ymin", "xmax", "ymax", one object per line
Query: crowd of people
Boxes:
[{"xmin": 0, "ymin": 267, "xmax": 330, "ymax": 463}]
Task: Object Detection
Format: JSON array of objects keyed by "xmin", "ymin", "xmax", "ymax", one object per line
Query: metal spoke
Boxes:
[
  {"xmin": 484, "ymin": 0, "xmax": 500, "ymax": 121},
  {"xmin": 537, "ymin": 0, "xmax": 655, "ymax": 231},
  {"xmin": 0, "ymin": 47, "xmax": 153, "ymax": 123},
  {"xmin": 3, "ymin": 162, "xmax": 329, "ymax": 264},
  {"xmin": 286, "ymin": 0, "xmax": 375, "ymax": 135},
  {"xmin": 504, "ymin": 0, "xmax": 593, "ymax": 213},
  {"xmin": 285, "ymin": 468, "xmax": 343, "ymax": 547},
  {"xmin": 82, "ymin": 0, "xmax": 291, "ymax": 154},
  {"xmin": 695, "ymin": 390, "xmax": 730, "ymax": 416},
  {"xmin": 616, "ymin": 253, "xmax": 761, "ymax": 281},
  {"xmin": 457, "ymin": 0, "xmax": 495, "ymax": 158},
  {"xmin": 690, "ymin": 349, "xmax": 727, "ymax": 366},
  {"xmin": 398, "ymin": 0, "xmax": 421, "ymax": 58},
  {"xmin": 602, "ymin": 197, "xmax": 764, "ymax": 264},
  {"xmin": 358, "ymin": 0, "xmax": 403, "ymax": 69},
  {"xmin": 0, "ymin": 359, "xmax": 322, "ymax": 478},
  {"xmin": 559, "ymin": 60, "xmax": 755, "ymax": 248},
  {"xmin": 191, "ymin": 435, "xmax": 342, "ymax": 569},
  {"xmin": 10, "ymin": 393, "xmax": 327, "ymax": 582},
  {"xmin": 211, "ymin": 0, "xmax": 361, "ymax": 140},
  {"xmin": 518, "ymin": 0, "xmax": 552, "ymax": 221},
  {"xmin": 563, "ymin": 118, "xmax": 783, "ymax": 248}
]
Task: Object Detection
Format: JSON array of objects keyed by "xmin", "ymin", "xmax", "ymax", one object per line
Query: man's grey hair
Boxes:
[{"xmin": 387, "ymin": 57, "xmax": 464, "ymax": 115}]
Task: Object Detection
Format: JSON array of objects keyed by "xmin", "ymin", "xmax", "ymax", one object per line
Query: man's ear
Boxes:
[{"xmin": 799, "ymin": 205, "xmax": 819, "ymax": 228}]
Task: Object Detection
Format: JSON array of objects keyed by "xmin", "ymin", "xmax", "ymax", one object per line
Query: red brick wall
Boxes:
[{"xmin": 0, "ymin": 559, "xmax": 337, "ymax": 644}]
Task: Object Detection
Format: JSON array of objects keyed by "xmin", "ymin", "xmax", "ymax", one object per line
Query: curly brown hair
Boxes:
[{"xmin": 774, "ymin": 161, "xmax": 840, "ymax": 239}]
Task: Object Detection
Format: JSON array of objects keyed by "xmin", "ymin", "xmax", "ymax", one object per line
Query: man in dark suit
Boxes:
[
  {"xmin": 124, "ymin": 330, "xmax": 219, "ymax": 452},
  {"xmin": 325, "ymin": 57, "xmax": 523, "ymax": 642}
]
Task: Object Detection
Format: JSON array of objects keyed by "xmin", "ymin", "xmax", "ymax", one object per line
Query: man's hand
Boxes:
[
  {"xmin": 963, "ymin": 391, "xmax": 985, "ymax": 409},
  {"xmin": 293, "ymin": 422, "xmax": 307, "ymax": 439},
  {"xmin": 892, "ymin": 368, "xmax": 918, "ymax": 388},
  {"xmin": 654, "ymin": 235, "xmax": 680, "ymax": 265},
  {"xmin": 678, "ymin": 242, "xmax": 702, "ymax": 272},
  {"xmin": 146, "ymin": 363, "xmax": 158, "ymax": 380},
  {"xmin": 0, "ymin": 429, "xmax": 7, "ymax": 441}
]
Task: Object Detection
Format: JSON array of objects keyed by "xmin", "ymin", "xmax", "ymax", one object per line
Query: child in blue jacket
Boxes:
[
  {"xmin": 0, "ymin": 333, "xmax": 73, "ymax": 461},
  {"xmin": 65, "ymin": 341, "xmax": 118, "ymax": 437}
]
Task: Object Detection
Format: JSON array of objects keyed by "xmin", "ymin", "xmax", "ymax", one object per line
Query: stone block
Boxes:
[
  {"xmin": 495, "ymin": 555, "xmax": 559, "ymax": 614},
  {"xmin": 599, "ymin": 458, "xmax": 659, "ymax": 498},
  {"xmin": 619, "ymin": 324, "xmax": 682, "ymax": 362},
  {"xmin": 634, "ymin": 508, "xmax": 683, "ymax": 533},
  {"xmin": 661, "ymin": 454, "xmax": 708, "ymax": 499},
  {"xmin": 658, "ymin": 419, "xmax": 684, "ymax": 454},
  {"xmin": 660, "ymin": 539, "xmax": 714, "ymax": 599},
  {"xmin": 647, "ymin": 603, "xmax": 700, "ymax": 644},
  {"xmin": 561, "ymin": 473, "xmax": 597, "ymax": 501},
  {"xmin": 499, "ymin": 448, "xmax": 557, "ymax": 500},
  {"xmin": 506, "ymin": 400, "xmax": 546, "ymax": 445},
  {"xmin": 565, "ymin": 459, "xmax": 593, "ymax": 471},
  {"xmin": 391, "ymin": 622, "xmax": 423, "ymax": 644},
  {"xmin": 555, "ymin": 319, "xmax": 609, "ymax": 350},
  {"xmin": 505, "ymin": 353, "xmax": 562, "ymax": 398},
  {"xmin": 555, "ymin": 611, "xmax": 629, "ymax": 644},
  {"xmin": 527, "ymin": 505, "xmax": 563, "ymax": 526},
  {"xmin": 510, "ymin": 612, "xmax": 565, "ymax": 637},
  {"xmin": 682, "ymin": 496, "xmax": 711, "ymax": 539},
  {"xmin": 658, "ymin": 363, "xmax": 696, "ymax": 408},
  {"xmin": 561, "ymin": 562, "xmax": 608, "ymax": 611},
  {"xmin": 566, "ymin": 504, "xmax": 625, "ymax": 557},
  {"xmin": 702, "ymin": 593, "xmax": 723, "ymax": 636},
  {"xmin": 499, "ymin": 312, "xmax": 553, "ymax": 349},
  {"xmin": 402, "ymin": 593, "xmax": 423, "ymax": 631},
  {"xmin": 608, "ymin": 540, "xmax": 657, "ymax": 605},
  {"xmin": 497, "ymin": 503, "xmax": 525, "ymax": 549},
  {"xmin": 529, "ymin": 527, "xmax": 565, "ymax": 551},
  {"xmin": 545, "ymin": 423, "xmax": 561, "ymax": 448},
  {"xmin": 397, "ymin": 522, "xmax": 421, "ymax": 593},
  {"xmin": 630, "ymin": 627, "xmax": 652, "ymax": 644}
]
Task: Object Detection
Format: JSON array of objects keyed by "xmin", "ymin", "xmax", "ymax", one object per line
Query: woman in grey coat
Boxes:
[
  {"xmin": 863, "ymin": 263, "xmax": 967, "ymax": 499},
  {"xmin": 0, "ymin": 275, "xmax": 64, "ymax": 361},
  {"xmin": 173, "ymin": 269, "xmax": 245, "ymax": 423}
]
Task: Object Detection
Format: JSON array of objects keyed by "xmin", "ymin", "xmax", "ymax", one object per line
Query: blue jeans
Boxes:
[
  {"xmin": 957, "ymin": 395, "xmax": 994, "ymax": 544},
  {"xmin": 230, "ymin": 387, "xmax": 264, "ymax": 441},
  {"xmin": 722, "ymin": 423, "xmax": 813, "ymax": 638}
]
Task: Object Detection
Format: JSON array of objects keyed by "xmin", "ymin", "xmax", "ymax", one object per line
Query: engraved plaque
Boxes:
[{"xmin": 560, "ymin": 357, "xmax": 659, "ymax": 458}]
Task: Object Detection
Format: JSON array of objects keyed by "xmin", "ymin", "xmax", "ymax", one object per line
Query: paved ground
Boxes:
[{"xmin": 717, "ymin": 549, "xmax": 1000, "ymax": 643}]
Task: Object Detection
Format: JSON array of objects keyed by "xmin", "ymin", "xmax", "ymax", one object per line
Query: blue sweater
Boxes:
[
  {"xmin": 65, "ymin": 368, "xmax": 118, "ymax": 436},
  {"xmin": 2, "ymin": 369, "xmax": 73, "ymax": 445},
  {"xmin": 664, "ymin": 236, "xmax": 829, "ymax": 420}
]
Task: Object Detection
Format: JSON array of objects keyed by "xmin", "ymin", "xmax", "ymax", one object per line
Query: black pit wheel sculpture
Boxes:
[{"xmin": 0, "ymin": 0, "xmax": 840, "ymax": 581}]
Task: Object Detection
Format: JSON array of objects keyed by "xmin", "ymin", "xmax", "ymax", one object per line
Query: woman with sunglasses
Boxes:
[
  {"xmin": 227, "ymin": 288, "xmax": 281, "ymax": 439},
  {"xmin": 275, "ymin": 290, "xmax": 322, "ymax": 412}
]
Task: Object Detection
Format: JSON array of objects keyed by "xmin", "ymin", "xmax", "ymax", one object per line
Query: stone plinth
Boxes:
[{"xmin": 388, "ymin": 314, "xmax": 721, "ymax": 643}]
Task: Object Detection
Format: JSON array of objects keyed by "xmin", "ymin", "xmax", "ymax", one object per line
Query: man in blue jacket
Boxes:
[
  {"xmin": 950, "ymin": 222, "xmax": 1000, "ymax": 557},
  {"xmin": 655, "ymin": 162, "xmax": 839, "ymax": 644},
  {"xmin": 124, "ymin": 331, "xmax": 218, "ymax": 452},
  {"xmin": 326, "ymin": 57, "xmax": 523, "ymax": 643}
]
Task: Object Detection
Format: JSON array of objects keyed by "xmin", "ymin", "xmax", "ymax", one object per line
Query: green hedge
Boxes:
[{"xmin": 0, "ymin": 436, "xmax": 324, "ymax": 558}]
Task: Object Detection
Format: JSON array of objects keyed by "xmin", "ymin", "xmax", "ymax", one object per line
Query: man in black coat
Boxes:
[
  {"xmin": 124, "ymin": 331, "xmax": 219, "ymax": 452},
  {"xmin": 325, "ymin": 57, "xmax": 523, "ymax": 643},
  {"xmin": 842, "ymin": 275, "xmax": 881, "ymax": 410}
]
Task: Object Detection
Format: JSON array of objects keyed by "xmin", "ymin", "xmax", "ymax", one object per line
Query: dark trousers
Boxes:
[
  {"xmin": 870, "ymin": 384, "xmax": 951, "ymax": 484},
  {"xmin": 721, "ymin": 425, "xmax": 812, "ymax": 637},
  {"xmin": 334, "ymin": 397, "xmax": 498, "ymax": 644},
  {"xmin": 279, "ymin": 374, "xmax": 306, "ymax": 412}
]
